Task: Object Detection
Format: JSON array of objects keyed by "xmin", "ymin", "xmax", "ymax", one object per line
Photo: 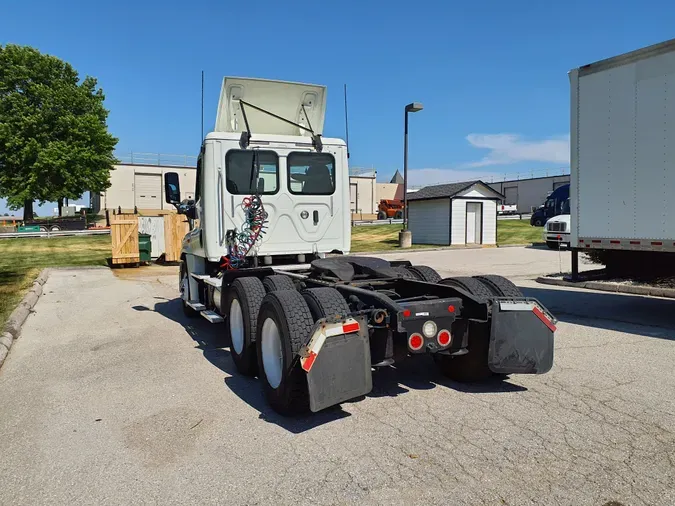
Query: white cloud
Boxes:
[{"xmin": 462, "ymin": 133, "xmax": 570, "ymax": 168}]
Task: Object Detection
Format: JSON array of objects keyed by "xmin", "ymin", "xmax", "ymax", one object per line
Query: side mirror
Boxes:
[{"xmin": 164, "ymin": 172, "xmax": 181, "ymax": 205}]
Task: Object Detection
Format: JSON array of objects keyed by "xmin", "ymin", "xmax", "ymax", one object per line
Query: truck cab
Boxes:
[{"xmin": 530, "ymin": 183, "xmax": 570, "ymax": 227}]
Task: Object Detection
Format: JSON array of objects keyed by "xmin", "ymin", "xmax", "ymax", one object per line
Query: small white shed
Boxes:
[{"xmin": 407, "ymin": 181, "xmax": 504, "ymax": 246}]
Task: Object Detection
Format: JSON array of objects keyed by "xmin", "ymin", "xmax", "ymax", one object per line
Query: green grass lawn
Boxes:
[
  {"xmin": 496, "ymin": 219, "xmax": 543, "ymax": 245},
  {"xmin": 0, "ymin": 235, "xmax": 110, "ymax": 327}
]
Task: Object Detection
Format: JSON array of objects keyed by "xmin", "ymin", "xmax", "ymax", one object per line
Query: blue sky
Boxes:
[{"xmin": 2, "ymin": 0, "xmax": 675, "ymax": 215}]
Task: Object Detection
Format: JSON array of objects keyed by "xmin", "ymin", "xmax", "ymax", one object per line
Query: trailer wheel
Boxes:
[
  {"xmin": 302, "ymin": 287, "xmax": 350, "ymax": 321},
  {"xmin": 225, "ymin": 277, "xmax": 266, "ymax": 376},
  {"xmin": 405, "ymin": 265, "xmax": 442, "ymax": 283},
  {"xmin": 433, "ymin": 324, "xmax": 492, "ymax": 382},
  {"xmin": 256, "ymin": 290, "xmax": 315, "ymax": 415},
  {"xmin": 439, "ymin": 277, "xmax": 493, "ymax": 300},
  {"xmin": 39, "ymin": 225, "xmax": 48, "ymax": 232},
  {"xmin": 473, "ymin": 275, "xmax": 523, "ymax": 298},
  {"xmin": 179, "ymin": 261, "xmax": 198, "ymax": 318},
  {"xmin": 50, "ymin": 225, "xmax": 61, "ymax": 231},
  {"xmin": 263, "ymin": 275, "xmax": 296, "ymax": 293},
  {"xmin": 377, "ymin": 211, "xmax": 386, "ymax": 220}
]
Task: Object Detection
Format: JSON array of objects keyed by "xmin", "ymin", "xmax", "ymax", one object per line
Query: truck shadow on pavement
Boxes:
[
  {"xmin": 520, "ymin": 285, "xmax": 675, "ymax": 339},
  {"xmin": 142, "ymin": 298, "xmax": 527, "ymax": 433}
]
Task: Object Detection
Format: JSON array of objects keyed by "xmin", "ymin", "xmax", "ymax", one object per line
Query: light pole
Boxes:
[{"xmin": 399, "ymin": 102, "xmax": 423, "ymax": 248}]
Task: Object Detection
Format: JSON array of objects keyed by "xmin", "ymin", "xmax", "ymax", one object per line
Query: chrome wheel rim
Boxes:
[
  {"xmin": 229, "ymin": 298, "xmax": 245, "ymax": 354},
  {"xmin": 261, "ymin": 317, "xmax": 283, "ymax": 389}
]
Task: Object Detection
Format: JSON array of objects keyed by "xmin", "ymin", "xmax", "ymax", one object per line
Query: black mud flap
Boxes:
[
  {"xmin": 306, "ymin": 316, "xmax": 372, "ymax": 412},
  {"xmin": 488, "ymin": 299, "xmax": 555, "ymax": 374}
]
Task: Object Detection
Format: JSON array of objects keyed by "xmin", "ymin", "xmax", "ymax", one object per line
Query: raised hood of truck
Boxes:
[{"xmin": 215, "ymin": 77, "xmax": 327, "ymax": 137}]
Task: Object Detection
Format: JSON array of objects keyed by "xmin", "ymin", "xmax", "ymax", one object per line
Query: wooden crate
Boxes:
[
  {"xmin": 111, "ymin": 214, "xmax": 139, "ymax": 265},
  {"xmin": 164, "ymin": 213, "xmax": 189, "ymax": 262}
]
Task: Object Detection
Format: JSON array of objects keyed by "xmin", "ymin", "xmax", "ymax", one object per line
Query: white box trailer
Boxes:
[{"xmin": 570, "ymin": 39, "xmax": 675, "ymax": 257}]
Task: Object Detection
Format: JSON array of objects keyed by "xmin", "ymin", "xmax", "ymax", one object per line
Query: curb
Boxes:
[
  {"xmin": 0, "ymin": 268, "xmax": 50, "ymax": 370},
  {"xmin": 535, "ymin": 276, "xmax": 675, "ymax": 299}
]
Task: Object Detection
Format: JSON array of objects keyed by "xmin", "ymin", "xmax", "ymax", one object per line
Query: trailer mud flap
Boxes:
[
  {"xmin": 488, "ymin": 300, "xmax": 555, "ymax": 374},
  {"xmin": 305, "ymin": 316, "xmax": 372, "ymax": 412}
]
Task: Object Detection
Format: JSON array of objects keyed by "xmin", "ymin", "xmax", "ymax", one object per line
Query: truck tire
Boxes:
[
  {"xmin": 433, "ymin": 324, "xmax": 492, "ymax": 382},
  {"xmin": 405, "ymin": 265, "xmax": 442, "ymax": 283},
  {"xmin": 394, "ymin": 210, "xmax": 403, "ymax": 219},
  {"xmin": 377, "ymin": 211, "xmax": 386, "ymax": 220},
  {"xmin": 533, "ymin": 218, "xmax": 543, "ymax": 227},
  {"xmin": 546, "ymin": 241, "xmax": 560, "ymax": 250},
  {"xmin": 179, "ymin": 261, "xmax": 198, "ymax": 318},
  {"xmin": 50, "ymin": 225, "xmax": 61, "ymax": 231},
  {"xmin": 256, "ymin": 290, "xmax": 315, "ymax": 415},
  {"xmin": 225, "ymin": 277, "xmax": 266, "ymax": 376},
  {"xmin": 302, "ymin": 287, "xmax": 350, "ymax": 321},
  {"xmin": 394, "ymin": 267, "xmax": 417, "ymax": 279},
  {"xmin": 263, "ymin": 275, "xmax": 296, "ymax": 293},
  {"xmin": 438, "ymin": 276, "xmax": 493, "ymax": 300},
  {"xmin": 473, "ymin": 275, "xmax": 523, "ymax": 298}
]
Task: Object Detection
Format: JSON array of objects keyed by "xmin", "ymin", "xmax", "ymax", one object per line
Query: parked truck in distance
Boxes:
[
  {"xmin": 377, "ymin": 199, "xmax": 404, "ymax": 220},
  {"xmin": 165, "ymin": 77, "xmax": 556, "ymax": 416},
  {"xmin": 569, "ymin": 39, "xmax": 675, "ymax": 277},
  {"xmin": 530, "ymin": 184, "xmax": 569, "ymax": 227}
]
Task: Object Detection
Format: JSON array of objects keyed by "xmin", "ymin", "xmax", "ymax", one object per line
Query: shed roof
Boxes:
[{"xmin": 408, "ymin": 180, "xmax": 504, "ymax": 201}]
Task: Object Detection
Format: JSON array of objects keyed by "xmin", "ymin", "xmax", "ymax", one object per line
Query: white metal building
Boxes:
[
  {"xmin": 487, "ymin": 174, "xmax": 569, "ymax": 213},
  {"xmin": 91, "ymin": 162, "xmax": 197, "ymax": 214},
  {"xmin": 407, "ymin": 181, "xmax": 504, "ymax": 246}
]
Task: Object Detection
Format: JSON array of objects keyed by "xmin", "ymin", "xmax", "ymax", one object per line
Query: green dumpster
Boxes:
[{"xmin": 138, "ymin": 233, "xmax": 152, "ymax": 263}]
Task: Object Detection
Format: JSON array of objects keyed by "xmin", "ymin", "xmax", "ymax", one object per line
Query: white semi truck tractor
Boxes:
[{"xmin": 164, "ymin": 77, "xmax": 556, "ymax": 415}]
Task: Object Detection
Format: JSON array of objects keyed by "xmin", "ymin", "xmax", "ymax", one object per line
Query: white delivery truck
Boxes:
[
  {"xmin": 164, "ymin": 77, "xmax": 556, "ymax": 415},
  {"xmin": 569, "ymin": 39, "xmax": 675, "ymax": 278}
]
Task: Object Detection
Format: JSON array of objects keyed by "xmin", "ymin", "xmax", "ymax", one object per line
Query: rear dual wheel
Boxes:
[
  {"xmin": 225, "ymin": 277, "xmax": 266, "ymax": 376},
  {"xmin": 257, "ymin": 287, "xmax": 349, "ymax": 416},
  {"xmin": 433, "ymin": 274, "xmax": 521, "ymax": 382}
]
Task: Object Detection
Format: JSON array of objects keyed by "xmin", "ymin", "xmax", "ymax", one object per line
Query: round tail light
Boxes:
[
  {"xmin": 437, "ymin": 329, "xmax": 451, "ymax": 347},
  {"xmin": 408, "ymin": 333, "xmax": 424, "ymax": 351}
]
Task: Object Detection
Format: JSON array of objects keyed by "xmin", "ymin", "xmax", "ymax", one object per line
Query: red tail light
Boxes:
[
  {"xmin": 408, "ymin": 333, "xmax": 424, "ymax": 351},
  {"xmin": 342, "ymin": 322, "xmax": 360, "ymax": 334},
  {"xmin": 437, "ymin": 330, "xmax": 451, "ymax": 347},
  {"xmin": 447, "ymin": 305, "xmax": 455, "ymax": 313},
  {"xmin": 402, "ymin": 309, "xmax": 411, "ymax": 318}
]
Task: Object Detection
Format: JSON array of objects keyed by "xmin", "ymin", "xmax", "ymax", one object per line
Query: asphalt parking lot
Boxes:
[{"xmin": 1, "ymin": 246, "xmax": 674, "ymax": 505}]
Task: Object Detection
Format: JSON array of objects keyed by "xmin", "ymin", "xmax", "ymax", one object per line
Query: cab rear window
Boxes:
[
  {"xmin": 287, "ymin": 152, "xmax": 335, "ymax": 195},
  {"xmin": 225, "ymin": 150, "xmax": 279, "ymax": 195}
]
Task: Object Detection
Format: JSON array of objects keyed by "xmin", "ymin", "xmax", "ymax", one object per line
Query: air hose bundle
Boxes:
[{"xmin": 223, "ymin": 195, "xmax": 268, "ymax": 269}]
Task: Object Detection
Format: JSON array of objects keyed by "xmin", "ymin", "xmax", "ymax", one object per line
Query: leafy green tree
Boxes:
[{"xmin": 0, "ymin": 45, "xmax": 117, "ymax": 218}]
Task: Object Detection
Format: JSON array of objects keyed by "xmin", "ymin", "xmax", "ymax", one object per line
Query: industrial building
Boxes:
[{"xmin": 487, "ymin": 174, "xmax": 570, "ymax": 214}]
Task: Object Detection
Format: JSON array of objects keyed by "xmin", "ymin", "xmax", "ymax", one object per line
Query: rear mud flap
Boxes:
[
  {"xmin": 306, "ymin": 317, "xmax": 372, "ymax": 412},
  {"xmin": 488, "ymin": 300, "xmax": 555, "ymax": 374}
]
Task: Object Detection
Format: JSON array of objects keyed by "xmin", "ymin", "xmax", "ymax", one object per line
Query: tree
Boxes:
[{"xmin": 0, "ymin": 45, "xmax": 117, "ymax": 218}]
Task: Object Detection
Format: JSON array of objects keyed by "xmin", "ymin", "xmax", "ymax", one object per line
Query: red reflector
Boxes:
[
  {"xmin": 630, "ymin": 241, "xmax": 640, "ymax": 245},
  {"xmin": 437, "ymin": 330, "xmax": 451, "ymax": 346},
  {"xmin": 610, "ymin": 240, "xmax": 620, "ymax": 244},
  {"xmin": 592, "ymin": 240, "xmax": 601, "ymax": 243},
  {"xmin": 403, "ymin": 309, "xmax": 411, "ymax": 318},
  {"xmin": 579, "ymin": 239, "xmax": 584, "ymax": 243},
  {"xmin": 301, "ymin": 351, "xmax": 318, "ymax": 372},
  {"xmin": 447, "ymin": 305, "xmax": 455, "ymax": 313},
  {"xmin": 585, "ymin": 245, "xmax": 590, "ymax": 248},
  {"xmin": 532, "ymin": 306, "xmax": 556, "ymax": 333},
  {"xmin": 652, "ymin": 241, "xmax": 663, "ymax": 246},
  {"xmin": 342, "ymin": 322, "xmax": 360, "ymax": 334},
  {"xmin": 408, "ymin": 333, "xmax": 424, "ymax": 351}
]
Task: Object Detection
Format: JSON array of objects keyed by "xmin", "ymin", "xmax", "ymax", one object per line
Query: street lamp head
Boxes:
[{"xmin": 405, "ymin": 102, "xmax": 424, "ymax": 113}]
